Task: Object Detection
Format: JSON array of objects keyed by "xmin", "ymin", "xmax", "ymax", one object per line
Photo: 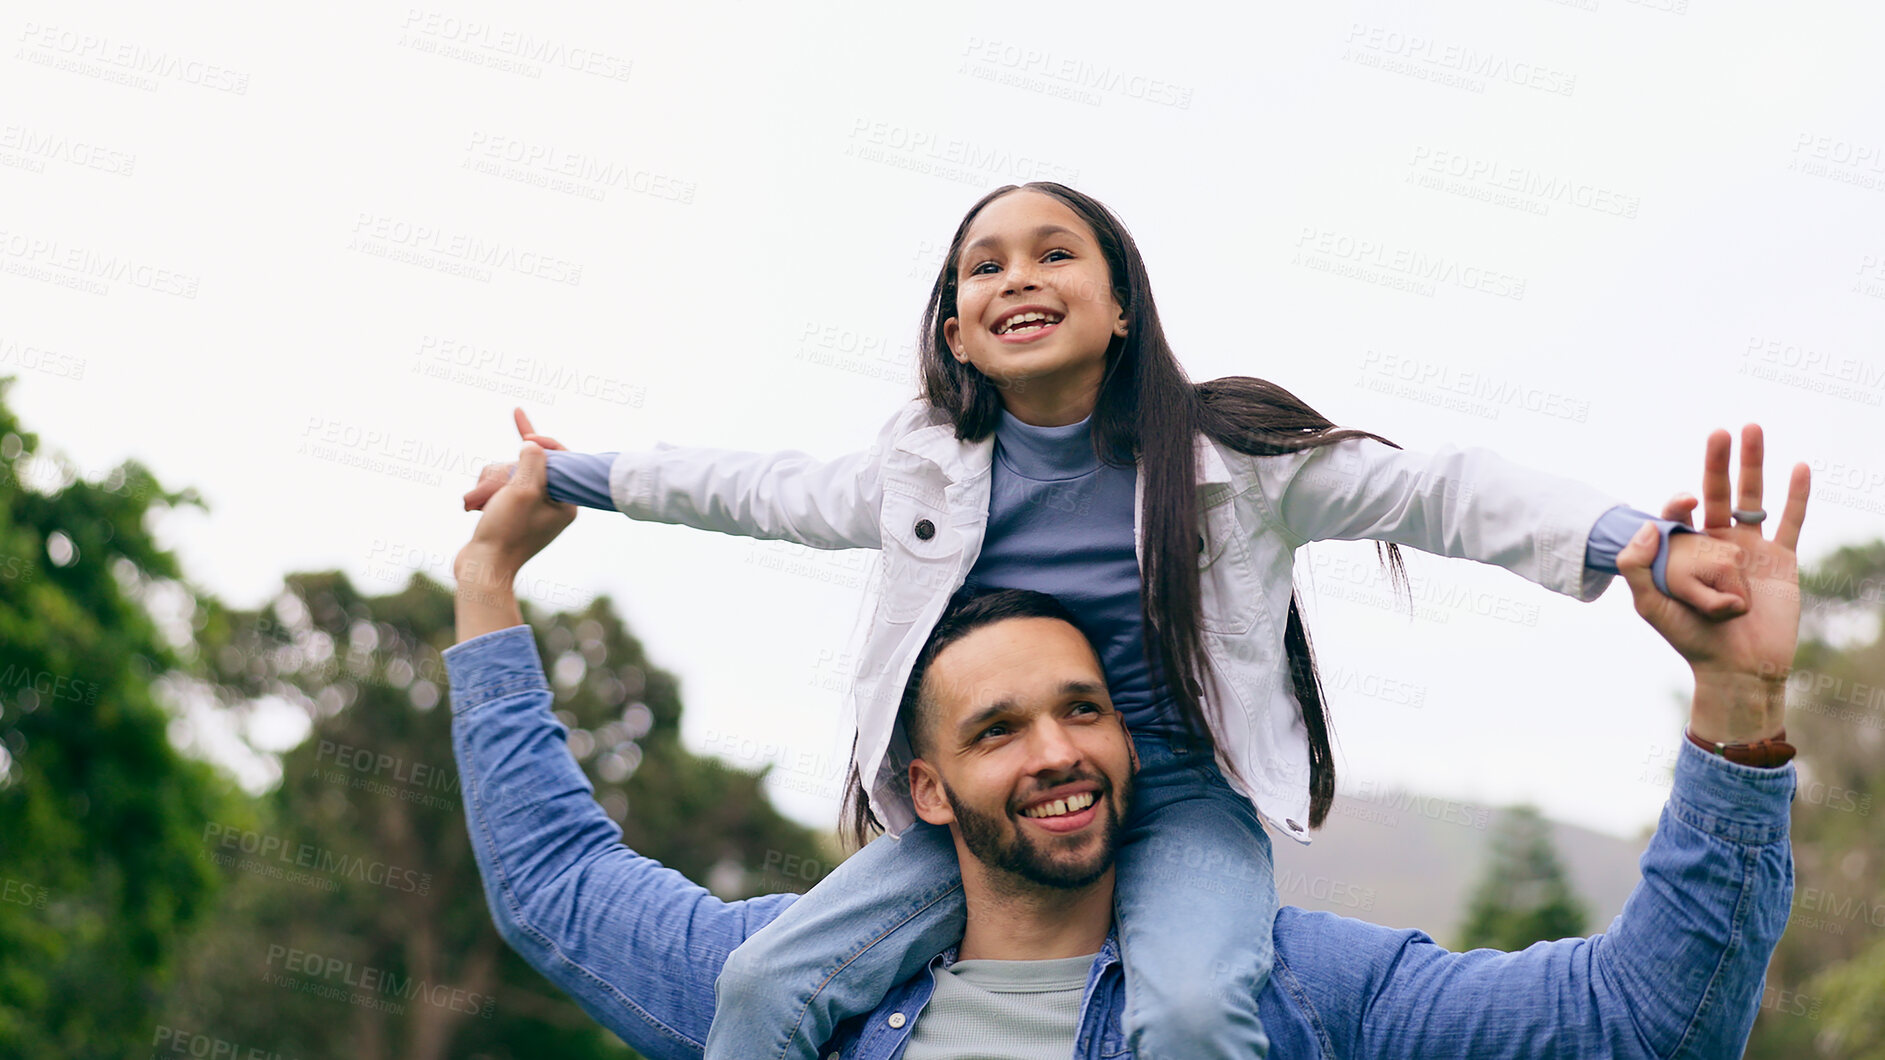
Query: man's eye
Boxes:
[
  {"xmin": 976, "ymin": 724, "xmax": 1010, "ymax": 741},
  {"xmin": 1071, "ymin": 702, "xmax": 1101, "ymax": 716}
]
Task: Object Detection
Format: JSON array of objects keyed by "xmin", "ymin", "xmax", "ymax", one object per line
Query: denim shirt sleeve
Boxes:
[
  {"xmin": 444, "ymin": 625, "xmax": 799, "ymax": 1059},
  {"xmin": 1584, "ymin": 504, "xmax": 1694, "ymax": 596},
  {"xmin": 544, "ymin": 450, "xmax": 620, "ymax": 510},
  {"xmin": 1280, "ymin": 741, "xmax": 1792, "ymax": 1060}
]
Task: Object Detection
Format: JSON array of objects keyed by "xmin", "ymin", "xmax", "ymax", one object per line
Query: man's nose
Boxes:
[{"xmin": 1022, "ymin": 722, "xmax": 1081, "ymax": 774}]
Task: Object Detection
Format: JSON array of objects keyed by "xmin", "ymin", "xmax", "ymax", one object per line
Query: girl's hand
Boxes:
[
  {"xmin": 462, "ymin": 408, "xmax": 566, "ymax": 511},
  {"xmin": 1662, "ymin": 514, "xmax": 1753, "ymax": 619}
]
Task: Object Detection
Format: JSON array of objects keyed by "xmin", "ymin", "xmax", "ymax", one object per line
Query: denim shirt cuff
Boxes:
[
  {"xmin": 1667, "ymin": 738, "xmax": 1796, "ymax": 847},
  {"xmin": 442, "ymin": 625, "xmax": 548, "ymax": 715}
]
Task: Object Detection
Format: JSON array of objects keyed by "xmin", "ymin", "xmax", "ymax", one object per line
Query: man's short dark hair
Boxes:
[
  {"xmin": 842, "ymin": 588, "xmax": 1100, "ymax": 846},
  {"xmin": 897, "ymin": 589, "xmax": 1096, "ymax": 756}
]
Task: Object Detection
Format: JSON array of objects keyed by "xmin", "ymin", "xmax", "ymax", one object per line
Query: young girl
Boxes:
[{"xmin": 465, "ymin": 182, "xmax": 1740, "ymax": 1058}]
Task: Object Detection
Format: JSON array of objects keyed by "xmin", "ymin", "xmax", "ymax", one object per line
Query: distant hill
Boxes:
[{"xmin": 1270, "ymin": 789, "xmax": 1650, "ymax": 949}]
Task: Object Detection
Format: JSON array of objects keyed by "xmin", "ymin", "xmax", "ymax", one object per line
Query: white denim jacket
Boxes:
[{"xmin": 609, "ymin": 400, "xmax": 1620, "ymax": 844}]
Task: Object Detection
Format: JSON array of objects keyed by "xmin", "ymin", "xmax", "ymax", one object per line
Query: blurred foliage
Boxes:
[
  {"xmin": 0, "ymin": 376, "xmax": 250, "ymax": 1055},
  {"xmin": 1456, "ymin": 805, "xmax": 1588, "ymax": 952},
  {"xmin": 1743, "ymin": 542, "xmax": 1885, "ymax": 1059},
  {"xmin": 0, "ymin": 379, "xmax": 826, "ymax": 1057}
]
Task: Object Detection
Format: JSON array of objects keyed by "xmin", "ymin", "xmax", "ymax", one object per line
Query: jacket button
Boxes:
[
  {"xmin": 914, "ymin": 519, "xmax": 935, "ymax": 541},
  {"xmin": 887, "ymin": 1011, "xmax": 907, "ymax": 1029}
]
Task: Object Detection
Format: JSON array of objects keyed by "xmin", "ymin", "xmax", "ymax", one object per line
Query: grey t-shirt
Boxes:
[{"xmin": 899, "ymin": 952, "xmax": 1095, "ymax": 1059}]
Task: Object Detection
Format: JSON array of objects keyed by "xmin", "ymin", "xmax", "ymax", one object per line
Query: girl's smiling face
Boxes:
[{"xmin": 943, "ymin": 191, "xmax": 1127, "ymax": 423}]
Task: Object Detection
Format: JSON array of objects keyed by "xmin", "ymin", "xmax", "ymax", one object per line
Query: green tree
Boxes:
[
  {"xmin": 1457, "ymin": 805, "xmax": 1588, "ymax": 951},
  {"xmin": 0, "ymin": 376, "xmax": 249, "ymax": 1056},
  {"xmin": 1743, "ymin": 541, "xmax": 1885, "ymax": 1059},
  {"xmin": 160, "ymin": 568, "xmax": 828, "ymax": 1059}
]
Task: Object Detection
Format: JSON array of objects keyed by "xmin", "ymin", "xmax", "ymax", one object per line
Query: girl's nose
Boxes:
[{"xmin": 1002, "ymin": 266, "xmax": 1041, "ymax": 296}]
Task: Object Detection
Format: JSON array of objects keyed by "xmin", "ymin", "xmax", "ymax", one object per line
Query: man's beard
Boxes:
[{"xmin": 943, "ymin": 770, "xmax": 1130, "ymax": 892}]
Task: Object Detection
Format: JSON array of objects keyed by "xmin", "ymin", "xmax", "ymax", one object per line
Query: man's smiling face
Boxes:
[{"xmin": 907, "ymin": 616, "xmax": 1136, "ymax": 894}]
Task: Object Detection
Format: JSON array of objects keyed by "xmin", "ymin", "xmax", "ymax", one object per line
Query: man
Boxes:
[{"xmin": 444, "ymin": 428, "xmax": 1809, "ymax": 1057}]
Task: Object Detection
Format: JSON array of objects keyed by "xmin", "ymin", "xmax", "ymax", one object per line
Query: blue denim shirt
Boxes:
[{"xmin": 446, "ymin": 625, "xmax": 1793, "ymax": 1059}]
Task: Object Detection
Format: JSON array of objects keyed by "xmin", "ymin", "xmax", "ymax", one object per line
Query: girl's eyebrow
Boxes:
[{"xmin": 961, "ymin": 223, "xmax": 1083, "ymax": 259}]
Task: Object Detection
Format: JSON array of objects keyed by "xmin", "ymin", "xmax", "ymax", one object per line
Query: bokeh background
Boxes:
[{"xmin": 2, "ymin": 1, "xmax": 1881, "ymax": 1055}]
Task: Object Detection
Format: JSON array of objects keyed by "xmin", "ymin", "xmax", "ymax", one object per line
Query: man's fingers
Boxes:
[
  {"xmin": 1701, "ymin": 429, "xmax": 1734, "ymax": 529},
  {"xmin": 1735, "ymin": 424, "xmax": 1764, "ymax": 528},
  {"xmin": 1775, "ymin": 462, "xmax": 1811, "ymax": 552},
  {"xmin": 514, "ymin": 407, "xmax": 537, "ymax": 440}
]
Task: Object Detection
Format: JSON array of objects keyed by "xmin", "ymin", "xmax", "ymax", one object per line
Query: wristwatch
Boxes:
[{"xmin": 1685, "ymin": 727, "xmax": 1796, "ymax": 768}]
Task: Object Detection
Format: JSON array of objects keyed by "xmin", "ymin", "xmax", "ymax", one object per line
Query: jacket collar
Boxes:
[{"xmin": 893, "ymin": 413, "xmax": 1234, "ymax": 488}]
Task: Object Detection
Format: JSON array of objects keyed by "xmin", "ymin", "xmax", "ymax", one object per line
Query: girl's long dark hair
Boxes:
[{"xmin": 843, "ymin": 182, "xmax": 1407, "ymax": 847}]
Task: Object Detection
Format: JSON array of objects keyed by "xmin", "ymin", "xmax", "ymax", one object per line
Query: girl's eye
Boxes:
[
  {"xmin": 1042, "ymin": 249, "xmax": 1072, "ymax": 262},
  {"xmin": 968, "ymin": 261, "xmax": 1000, "ymax": 275}
]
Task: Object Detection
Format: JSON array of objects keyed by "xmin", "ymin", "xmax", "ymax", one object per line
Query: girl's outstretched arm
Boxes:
[
  {"xmin": 466, "ymin": 402, "xmax": 922, "ymax": 550},
  {"xmin": 1257, "ymin": 437, "xmax": 1624, "ymax": 601}
]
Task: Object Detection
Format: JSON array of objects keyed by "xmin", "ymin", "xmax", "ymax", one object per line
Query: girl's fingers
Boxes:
[
  {"xmin": 1774, "ymin": 462, "xmax": 1811, "ymax": 552},
  {"xmin": 514, "ymin": 407, "xmax": 537, "ymax": 440},
  {"xmin": 1700, "ymin": 429, "xmax": 1735, "ymax": 530},
  {"xmin": 1660, "ymin": 493, "xmax": 1699, "ymax": 526},
  {"xmin": 525, "ymin": 432, "xmax": 566, "ymax": 451},
  {"xmin": 1735, "ymin": 424, "xmax": 1764, "ymax": 530}
]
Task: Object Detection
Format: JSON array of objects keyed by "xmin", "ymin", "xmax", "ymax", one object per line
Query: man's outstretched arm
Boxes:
[
  {"xmin": 1277, "ymin": 426, "xmax": 1810, "ymax": 1059},
  {"xmin": 446, "ymin": 444, "xmax": 797, "ymax": 1057}
]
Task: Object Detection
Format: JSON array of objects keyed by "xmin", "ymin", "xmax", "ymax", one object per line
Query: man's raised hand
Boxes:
[
  {"xmin": 456, "ymin": 441, "xmax": 577, "ymax": 583},
  {"xmin": 1616, "ymin": 424, "xmax": 1810, "ymax": 744}
]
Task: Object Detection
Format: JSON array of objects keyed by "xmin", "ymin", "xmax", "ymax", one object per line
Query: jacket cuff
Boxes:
[
  {"xmin": 442, "ymin": 626, "xmax": 549, "ymax": 716},
  {"xmin": 1667, "ymin": 738, "xmax": 1796, "ymax": 847}
]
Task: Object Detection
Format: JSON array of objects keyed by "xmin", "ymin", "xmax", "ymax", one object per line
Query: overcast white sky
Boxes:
[{"xmin": 5, "ymin": 1, "xmax": 1882, "ymax": 841}]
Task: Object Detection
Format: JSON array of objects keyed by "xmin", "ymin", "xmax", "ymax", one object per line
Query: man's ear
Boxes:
[
  {"xmin": 942, "ymin": 318, "xmax": 968, "ymax": 362},
  {"xmin": 909, "ymin": 760, "xmax": 955, "ymax": 826}
]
